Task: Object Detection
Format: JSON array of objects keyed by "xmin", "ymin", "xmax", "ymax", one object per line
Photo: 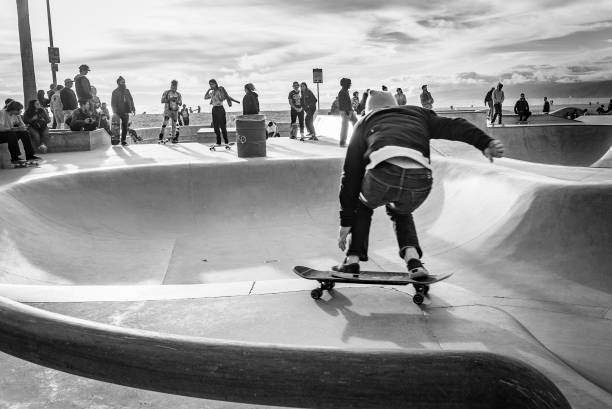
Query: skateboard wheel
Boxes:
[
  {"xmin": 209, "ymin": 147, "xmax": 214, "ymax": 151},
  {"xmin": 311, "ymin": 288, "xmax": 323, "ymax": 300},
  {"xmin": 413, "ymin": 293, "xmax": 424, "ymax": 305}
]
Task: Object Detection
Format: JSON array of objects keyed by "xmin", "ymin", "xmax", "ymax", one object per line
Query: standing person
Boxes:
[
  {"xmin": 338, "ymin": 77, "xmax": 357, "ymax": 147},
  {"xmin": 60, "ymin": 78, "xmax": 78, "ymax": 127},
  {"xmin": 22, "ymin": 99, "xmax": 50, "ymax": 153},
  {"xmin": 288, "ymin": 81, "xmax": 304, "ymax": 139},
  {"xmin": 242, "ymin": 83, "xmax": 260, "ymax": 115},
  {"xmin": 49, "ymin": 85, "xmax": 64, "ymax": 129},
  {"xmin": 205, "ymin": 79, "xmax": 240, "ymax": 146},
  {"xmin": 491, "ymin": 83, "xmax": 505, "ymax": 125},
  {"xmin": 394, "ymin": 88, "xmax": 407, "ymax": 105},
  {"xmin": 333, "ymin": 90, "xmax": 504, "ymax": 277},
  {"xmin": 514, "ymin": 93, "xmax": 531, "ymax": 122},
  {"xmin": 111, "ymin": 76, "xmax": 136, "ymax": 146},
  {"xmin": 74, "ymin": 64, "xmax": 93, "ymax": 109},
  {"xmin": 90, "ymin": 86, "xmax": 101, "ymax": 112},
  {"xmin": 47, "ymin": 84, "xmax": 58, "ymax": 129},
  {"xmin": 159, "ymin": 80, "xmax": 182, "ymax": 143},
  {"xmin": 352, "ymin": 91, "xmax": 360, "ymax": 113},
  {"xmin": 357, "ymin": 91, "xmax": 369, "ymax": 116},
  {"xmin": 420, "ymin": 85, "xmax": 434, "ymax": 109},
  {"xmin": 484, "ymin": 87, "xmax": 494, "ymax": 120},
  {"xmin": 0, "ymin": 101, "xmax": 41, "ymax": 163},
  {"xmin": 542, "ymin": 97, "xmax": 550, "ymax": 114},
  {"xmin": 300, "ymin": 82, "xmax": 318, "ymax": 141},
  {"xmin": 180, "ymin": 104, "xmax": 190, "ymax": 125}
]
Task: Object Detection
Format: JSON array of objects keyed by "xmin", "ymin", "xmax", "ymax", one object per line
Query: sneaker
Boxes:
[
  {"xmin": 38, "ymin": 144, "xmax": 48, "ymax": 154},
  {"xmin": 299, "ymin": 137, "xmax": 305, "ymax": 141},
  {"xmin": 406, "ymin": 259, "xmax": 430, "ymax": 280},
  {"xmin": 10, "ymin": 157, "xmax": 24, "ymax": 164},
  {"xmin": 331, "ymin": 259, "xmax": 360, "ymax": 277},
  {"xmin": 289, "ymin": 136, "xmax": 297, "ymax": 139},
  {"xmin": 172, "ymin": 137, "xmax": 179, "ymax": 144},
  {"xmin": 121, "ymin": 141, "xmax": 128, "ymax": 146},
  {"xmin": 308, "ymin": 136, "xmax": 318, "ymax": 141},
  {"xmin": 26, "ymin": 155, "xmax": 42, "ymax": 161}
]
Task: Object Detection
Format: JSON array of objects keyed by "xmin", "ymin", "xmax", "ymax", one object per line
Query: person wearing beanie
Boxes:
[
  {"xmin": 333, "ymin": 90, "xmax": 504, "ymax": 279},
  {"xmin": 111, "ymin": 76, "xmax": 136, "ymax": 146},
  {"xmin": 338, "ymin": 77, "xmax": 357, "ymax": 147}
]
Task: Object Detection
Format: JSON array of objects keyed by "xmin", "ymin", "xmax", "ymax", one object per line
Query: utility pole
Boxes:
[
  {"xmin": 46, "ymin": 0, "xmax": 58, "ymax": 86},
  {"xmin": 16, "ymin": 0, "xmax": 37, "ymax": 103}
]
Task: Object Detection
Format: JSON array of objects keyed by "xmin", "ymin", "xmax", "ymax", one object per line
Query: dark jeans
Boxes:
[
  {"xmin": 518, "ymin": 111, "xmax": 531, "ymax": 122},
  {"xmin": 305, "ymin": 110, "xmax": 316, "ymax": 135},
  {"xmin": 117, "ymin": 113, "xmax": 129, "ymax": 141},
  {"xmin": 212, "ymin": 105, "xmax": 228, "ymax": 144},
  {"xmin": 492, "ymin": 103, "xmax": 502, "ymax": 124},
  {"xmin": 0, "ymin": 130, "xmax": 36, "ymax": 160},
  {"xmin": 487, "ymin": 101, "xmax": 493, "ymax": 119},
  {"xmin": 290, "ymin": 109, "xmax": 304, "ymax": 133},
  {"xmin": 347, "ymin": 162, "xmax": 433, "ymax": 261},
  {"xmin": 28, "ymin": 126, "xmax": 50, "ymax": 147}
]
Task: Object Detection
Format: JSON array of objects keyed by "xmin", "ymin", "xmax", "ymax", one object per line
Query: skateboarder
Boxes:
[
  {"xmin": 334, "ymin": 91, "xmax": 504, "ymax": 278},
  {"xmin": 159, "ymin": 80, "xmax": 182, "ymax": 143},
  {"xmin": 205, "ymin": 79, "xmax": 239, "ymax": 146},
  {"xmin": 111, "ymin": 76, "xmax": 136, "ymax": 146}
]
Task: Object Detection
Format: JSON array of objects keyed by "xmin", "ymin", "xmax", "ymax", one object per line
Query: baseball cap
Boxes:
[
  {"xmin": 64, "ymin": 78, "xmax": 73, "ymax": 84},
  {"xmin": 79, "ymin": 64, "xmax": 90, "ymax": 72}
]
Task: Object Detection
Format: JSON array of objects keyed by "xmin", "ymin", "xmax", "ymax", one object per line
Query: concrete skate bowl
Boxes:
[
  {"xmin": 487, "ymin": 122, "xmax": 612, "ymax": 167},
  {"xmin": 0, "ymin": 156, "xmax": 611, "ymax": 405}
]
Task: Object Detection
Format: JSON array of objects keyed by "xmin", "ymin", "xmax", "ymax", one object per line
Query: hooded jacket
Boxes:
[
  {"xmin": 339, "ymin": 105, "xmax": 493, "ymax": 226},
  {"xmin": 111, "ymin": 86, "xmax": 135, "ymax": 115},
  {"xmin": 242, "ymin": 90, "xmax": 260, "ymax": 115},
  {"xmin": 514, "ymin": 98, "xmax": 530, "ymax": 114},
  {"xmin": 60, "ymin": 87, "xmax": 78, "ymax": 110},
  {"xmin": 74, "ymin": 74, "xmax": 92, "ymax": 103}
]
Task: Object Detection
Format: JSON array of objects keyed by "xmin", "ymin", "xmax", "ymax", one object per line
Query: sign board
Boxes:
[
  {"xmin": 313, "ymin": 68, "xmax": 323, "ymax": 84},
  {"xmin": 48, "ymin": 47, "xmax": 60, "ymax": 64}
]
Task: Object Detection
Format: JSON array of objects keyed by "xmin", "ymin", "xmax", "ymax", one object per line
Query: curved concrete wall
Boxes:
[{"xmin": 0, "ymin": 296, "xmax": 571, "ymax": 409}]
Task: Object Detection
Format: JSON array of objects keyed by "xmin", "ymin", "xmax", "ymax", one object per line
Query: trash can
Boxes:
[{"xmin": 236, "ymin": 114, "xmax": 266, "ymax": 158}]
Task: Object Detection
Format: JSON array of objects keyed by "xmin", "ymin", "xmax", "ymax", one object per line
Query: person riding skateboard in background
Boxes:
[
  {"xmin": 334, "ymin": 91, "xmax": 505, "ymax": 278},
  {"xmin": 159, "ymin": 80, "xmax": 182, "ymax": 143}
]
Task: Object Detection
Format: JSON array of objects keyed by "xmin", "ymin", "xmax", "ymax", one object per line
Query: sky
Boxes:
[{"xmin": 1, "ymin": 0, "xmax": 612, "ymax": 112}]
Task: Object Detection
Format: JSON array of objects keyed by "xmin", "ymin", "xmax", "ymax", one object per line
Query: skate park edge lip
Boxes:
[{"xmin": 0, "ymin": 294, "xmax": 572, "ymax": 409}]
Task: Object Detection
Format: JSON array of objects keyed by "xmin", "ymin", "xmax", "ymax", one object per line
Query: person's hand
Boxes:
[
  {"xmin": 338, "ymin": 226, "xmax": 352, "ymax": 251},
  {"xmin": 484, "ymin": 139, "xmax": 504, "ymax": 162}
]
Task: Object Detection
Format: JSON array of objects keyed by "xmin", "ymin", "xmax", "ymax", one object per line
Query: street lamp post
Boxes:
[{"xmin": 16, "ymin": 0, "xmax": 37, "ymax": 104}]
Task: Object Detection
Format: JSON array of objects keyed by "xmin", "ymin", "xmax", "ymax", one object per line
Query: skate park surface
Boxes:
[{"xmin": 0, "ymin": 117, "xmax": 611, "ymax": 408}]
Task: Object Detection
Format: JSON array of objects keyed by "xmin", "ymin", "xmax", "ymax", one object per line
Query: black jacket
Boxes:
[
  {"xmin": 242, "ymin": 91, "xmax": 260, "ymax": 115},
  {"xmin": 22, "ymin": 108, "xmax": 50, "ymax": 129},
  {"xmin": 514, "ymin": 99, "xmax": 530, "ymax": 114},
  {"xmin": 74, "ymin": 74, "xmax": 92, "ymax": 103},
  {"xmin": 339, "ymin": 106, "xmax": 493, "ymax": 226},
  {"xmin": 338, "ymin": 89, "xmax": 352, "ymax": 114},
  {"xmin": 60, "ymin": 88, "xmax": 78, "ymax": 110},
  {"xmin": 69, "ymin": 108, "xmax": 96, "ymax": 131},
  {"xmin": 301, "ymin": 89, "xmax": 318, "ymax": 114},
  {"xmin": 111, "ymin": 87, "xmax": 135, "ymax": 115}
]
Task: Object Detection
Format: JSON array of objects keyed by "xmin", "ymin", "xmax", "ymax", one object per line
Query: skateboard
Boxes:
[
  {"xmin": 12, "ymin": 159, "xmax": 41, "ymax": 169},
  {"xmin": 110, "ymin": 114, "xmax": 121, "ymax": 145},
  {"xmin": 209, "ymin": 142, "xmax": 235, "ymax": 151},
  {"xmin": 293, "ymin": 265, "xmax": 453, "ymax": 305},
  {"xmin": 158, "ymin": 137, "xmax": 179, "ymax": 144}
]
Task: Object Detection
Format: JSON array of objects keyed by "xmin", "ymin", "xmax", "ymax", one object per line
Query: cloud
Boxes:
[{"xmin": 416, "ymin": 16, "xmax": 482, "ymax": 29}]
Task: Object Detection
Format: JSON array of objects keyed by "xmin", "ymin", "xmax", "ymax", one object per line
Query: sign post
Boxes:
[
  {"xmin": 46, "ymin": 0, "xmax": 58, "ymax": 85},
  {"xmin": 313, "ymin": 68, "xmax": 323, "ymax": 111}
]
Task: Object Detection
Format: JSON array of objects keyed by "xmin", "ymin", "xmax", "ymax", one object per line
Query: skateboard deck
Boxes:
[
  {"xmin": 209, "ymin": 142, "xmax": 235, "ymax": 151},
  {"xmin": 110, "ymin": 114, "xmax": 121, "ymax": 145},
  {"xmin": 293, "ymin": 265, "xmax": 453, "ymax": 305}
]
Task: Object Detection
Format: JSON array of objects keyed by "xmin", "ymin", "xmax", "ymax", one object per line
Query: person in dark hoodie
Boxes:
[
  {"xmin": 338, "ymin": 77, "xmax": 357, "ymax": 147},
  {"xmin": 242, "ymin": 83, "xmax": 260, "ymax": 115},
  {"xmin": 69, "ymin": 101, "xmax": 97, "ymax": 131},
  {"xmin": 484, "ymin": 87, "xmax": 494, "ymax": 120},
  {"xmin": 333, "ymin": 91, "xmax": 504, "ymax": 278},
  {"xmin": 300, "ymin": 82, "xmax": 318, "ymax": 140},
  {"xmin": 111, "ymin": 76, "xmax": 136, "ymax": 146},
  {"xmin": 74, "ymin": 64, "xmax": 93, "ymax": 109},
  {"xmin": 514, "ymin": 93, "xmax": 531, "ymax": 122}
]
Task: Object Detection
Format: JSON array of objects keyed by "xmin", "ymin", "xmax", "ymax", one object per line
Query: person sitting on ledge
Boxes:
[
  {"xmin": 0, "ymin": 100, "xmax": 42, "ymax": 164},
  {"xmin": 69, "ymin": 101, "xmax": 97, "ymax": 131},
  {"xmin": 514, "ymin": 93, "xmax": 531, "ymax": 122},
  {"xmin": 22, "ymin": 99, "xmax": 50, "ymax": 154},
  {"xmin": 333, "ymin": 90, "xmax": 504, "ymax": 279}
]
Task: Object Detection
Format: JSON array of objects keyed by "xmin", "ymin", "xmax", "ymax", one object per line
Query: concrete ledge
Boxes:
[
  {"xmin": 0, "ymin": 295, "xmax": 571, "ymax": 409},
  {"xmin": 47, "ymin": 128, "xmax": 111, "ymax": 153}
]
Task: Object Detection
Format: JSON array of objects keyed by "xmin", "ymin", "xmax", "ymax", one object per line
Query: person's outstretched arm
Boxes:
[{"xmin": 429, "ymin": 113, "xmax": 504, "ymax": 162}]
